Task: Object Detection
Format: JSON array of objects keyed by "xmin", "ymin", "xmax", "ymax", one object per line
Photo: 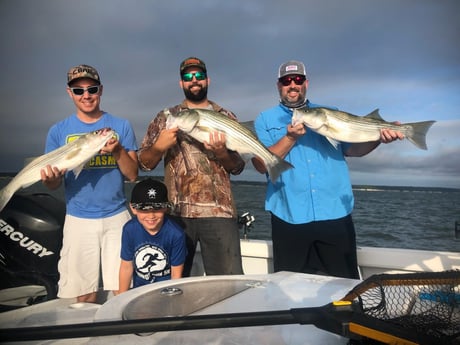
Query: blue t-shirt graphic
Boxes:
[{"xmin": 121, "ymin": 217, "xmax": 186, "ymax": 288}]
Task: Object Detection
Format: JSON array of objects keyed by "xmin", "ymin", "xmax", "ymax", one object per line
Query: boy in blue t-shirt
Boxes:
[{"xmin": 118, "ymin": 179, "xmax": 186, "ymax": 293}]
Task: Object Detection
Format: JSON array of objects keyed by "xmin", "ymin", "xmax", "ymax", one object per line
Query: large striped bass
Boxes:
[
  {"xmin": 292, "ymin": 107, "xmax": 435, "ymax": 150},
  {"xmin": 0, "ymin": 128, "xmax": 115, "ymax": 211},
  {"xmin": 165, "ymin": 108, "xmax": 292, "ymax": 182}
]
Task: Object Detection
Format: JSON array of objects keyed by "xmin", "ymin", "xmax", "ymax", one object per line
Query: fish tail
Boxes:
[
  {"xmin": 406, "ymin": 121, "xmax": 436, "ymax": 150},
  {"xmin": 267, "ymin": 156, "xmax": 293, "ymax": 183},
  {"xmin": 0, "ymin": 186, "xmax": 15, "ymax": 212}
]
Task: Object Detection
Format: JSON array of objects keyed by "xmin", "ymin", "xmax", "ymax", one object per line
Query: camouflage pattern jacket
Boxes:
[{"xmin": 138, "ymin": 100, "xmax": 245, "ymax": 219}]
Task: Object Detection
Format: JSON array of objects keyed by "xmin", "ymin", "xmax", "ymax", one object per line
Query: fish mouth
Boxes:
[{"xmin": 94, "ymin": 127, "xmax": 113, "ymax": 135}]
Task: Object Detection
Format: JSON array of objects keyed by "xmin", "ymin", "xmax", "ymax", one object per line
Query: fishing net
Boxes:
[{"xmin": 343, "ymin": 270, "xmax": 460, "ymax": 345}]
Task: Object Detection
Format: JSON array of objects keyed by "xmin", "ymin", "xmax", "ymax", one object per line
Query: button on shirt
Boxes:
[{"xmin": 254, "ymin": 102, "xmax": 354, "ymax": 224}]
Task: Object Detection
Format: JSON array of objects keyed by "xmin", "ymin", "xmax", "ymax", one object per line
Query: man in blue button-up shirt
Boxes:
[{"xmin": 253, "ymin": 60, "xmax": 403, "ymax": 279}]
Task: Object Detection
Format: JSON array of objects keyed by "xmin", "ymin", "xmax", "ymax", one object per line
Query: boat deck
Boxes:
[{"xmin": 0, "ymin": 272, "xmax": 360, "ymax": 344}]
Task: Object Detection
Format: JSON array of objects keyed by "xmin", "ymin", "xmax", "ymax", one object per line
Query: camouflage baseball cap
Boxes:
[
  {"xmin": 67, "ymin": 64, "xmax": 101, "ymax": 85},
  {"xmin": 180, "ymin": 57, "xmax": 207, "ymax": 74}
]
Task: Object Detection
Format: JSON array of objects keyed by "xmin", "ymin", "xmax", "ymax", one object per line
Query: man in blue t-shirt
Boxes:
[
  {"xmin": 118, "ymin": 178, "xmax": 186, "ymax": 292},
  {"xmin": 253, "ymin": 60, "xmax": 404, "ymax": 279},
  {"xmin": 41, "ymin": 64, "xmax": 138, "ymax": 302}
]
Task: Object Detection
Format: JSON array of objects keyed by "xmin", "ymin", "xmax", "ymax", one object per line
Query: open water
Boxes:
[
  {"xmin": 232, "ymin": 181, "xmax": 460, "ymax": 253},
  {"xmin": 1, "ymin": 176, "xmax": 459, "ymax": 253}
]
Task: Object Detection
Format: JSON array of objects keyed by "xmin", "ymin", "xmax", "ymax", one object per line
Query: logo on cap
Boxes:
[
  {"xmin": 67, "ymin": 64, "xmax": 101, "ymax": 85},
  {"xmin": 285, "ymin": 65, "xmax": 299, "ymax": 72},
  {"xmin": 147, "ymin": 188, "xmax": 158, "ymax": 200}
]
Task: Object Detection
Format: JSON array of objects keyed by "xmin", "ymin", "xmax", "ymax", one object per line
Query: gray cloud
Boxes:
[{"xmin": 1, "ymin": 0, "xmax": 459, "ymax": 188}]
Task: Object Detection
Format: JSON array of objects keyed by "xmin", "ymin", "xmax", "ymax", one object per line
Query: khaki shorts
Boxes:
[{"xmin": 57, "ymin": 210, "xmax": 131, "ymax": 298}]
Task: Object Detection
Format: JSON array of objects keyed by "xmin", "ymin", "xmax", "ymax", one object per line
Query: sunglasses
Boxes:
[
  {"xmin": 279, "ymin": 75, "xmax": 306, "ymax": 86},
  {"xmin": 69, "ymin": 85, "xmax": 101, "ymax": 95},
  {"xmin": 181, "ymin": 71, "xmax": 207, "ymax": 82}
]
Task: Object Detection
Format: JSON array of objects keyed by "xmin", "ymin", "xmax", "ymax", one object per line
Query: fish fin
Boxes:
[
  {"xmin": 239, "ymin": 153, "xmax": 253, "ymax": 162},
  {"xmin": 365, "ymin": 109, "xmax": 384, "ymax": 121},
  {"xmin": 325, "ymin": 136, "xmax": 340, "ymax": 149},
  {"xmin": 405, "ymin": 120, "xmax": 436, "ymax": 150},
  {"xmin": 66, "ymin": 148, "xmax": 83, "ymax": 160},
  {"xmin": 266, "ymin": 156, "xmax": 294, "ymax": 183},
  {"xmin": 72, "ymin": 163, "xmax": 86, "ymax": 178},
  {"xmin": 240, "ymin": 121, "xmax": 256, "ymax": 135}
]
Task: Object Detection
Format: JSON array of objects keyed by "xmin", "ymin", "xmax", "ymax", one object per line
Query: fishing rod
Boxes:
[{"xmin": 0, "ymin": 270, "xmax": 459, "ymax": 344}]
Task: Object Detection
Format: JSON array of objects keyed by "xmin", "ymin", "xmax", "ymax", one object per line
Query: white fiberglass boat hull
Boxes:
[
  {"xmin": 0, "ymin": 272, "xmax": 360, "ymax": 345},
  {"xmin": 190, "ymin": 239, "xmax": 460, "ymax": 278}
]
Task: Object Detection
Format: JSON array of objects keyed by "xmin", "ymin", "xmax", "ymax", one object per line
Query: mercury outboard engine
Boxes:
[{"xmin": 0, "ymin": 193, "xmax": 65, "ymax": 311}]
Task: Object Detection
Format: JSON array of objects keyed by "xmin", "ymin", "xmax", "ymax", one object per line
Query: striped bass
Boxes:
[
  {"xmin": 292, "ymin": 107, "xmax": 435, "ymax": 150},
  {"xmin": 165, "ymin": 108, "xmax": 292, "ymax": 182},
  {"xmin": 0, "ymin": 128, "xmax": 115, "ymax": 211}
]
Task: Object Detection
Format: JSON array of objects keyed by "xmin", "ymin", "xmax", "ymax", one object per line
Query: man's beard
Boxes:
[
  {"xmin": 281, "ymin": 99, "xmax": 306, "ymax": 108},
  {"xmin": 280, "ymin": 87, "xmax": 306, "ymax": 108},
  {"xmin": 183, "ymin": 84, "xmax": 208, "ymax": 102}
]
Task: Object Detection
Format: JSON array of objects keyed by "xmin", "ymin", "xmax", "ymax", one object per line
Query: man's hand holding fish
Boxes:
[
  {"xmin": 379, "ymin": 123, "xmax": 405, "ymax": 144},
  {"xmin": 40, "ymin": 165, "xmax": 66, "ymax": 190}
]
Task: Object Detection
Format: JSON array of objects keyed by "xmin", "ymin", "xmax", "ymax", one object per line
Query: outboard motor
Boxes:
[{"xmin": 0, "ymin": 193, "xmax": 65, "ymax": 311}]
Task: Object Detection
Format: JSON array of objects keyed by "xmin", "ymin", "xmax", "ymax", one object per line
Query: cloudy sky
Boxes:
[{"xmin": 1, "ymin": 1, "xmax": 459, "ymax": 188}]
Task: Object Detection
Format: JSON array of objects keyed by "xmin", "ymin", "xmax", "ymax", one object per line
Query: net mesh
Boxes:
[{"xmin": 343, "ymin": 270, "xmax": 460, "ymax": 344}]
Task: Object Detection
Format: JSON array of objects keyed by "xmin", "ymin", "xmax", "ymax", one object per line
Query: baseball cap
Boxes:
[
  {"xmin": 180, "ymin": 57, "xmax": 207, "ymax": 74},
  {"xmin": 130, "ymin": 179, "xmax": 172, "ymax": 210},
  {"xmin": 67, "ymin": 64, "xmax": 101, "ymax": 85},
  {"xmin": 278, "ymin": 60, "xmax": 307, "ymax": 79}
]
